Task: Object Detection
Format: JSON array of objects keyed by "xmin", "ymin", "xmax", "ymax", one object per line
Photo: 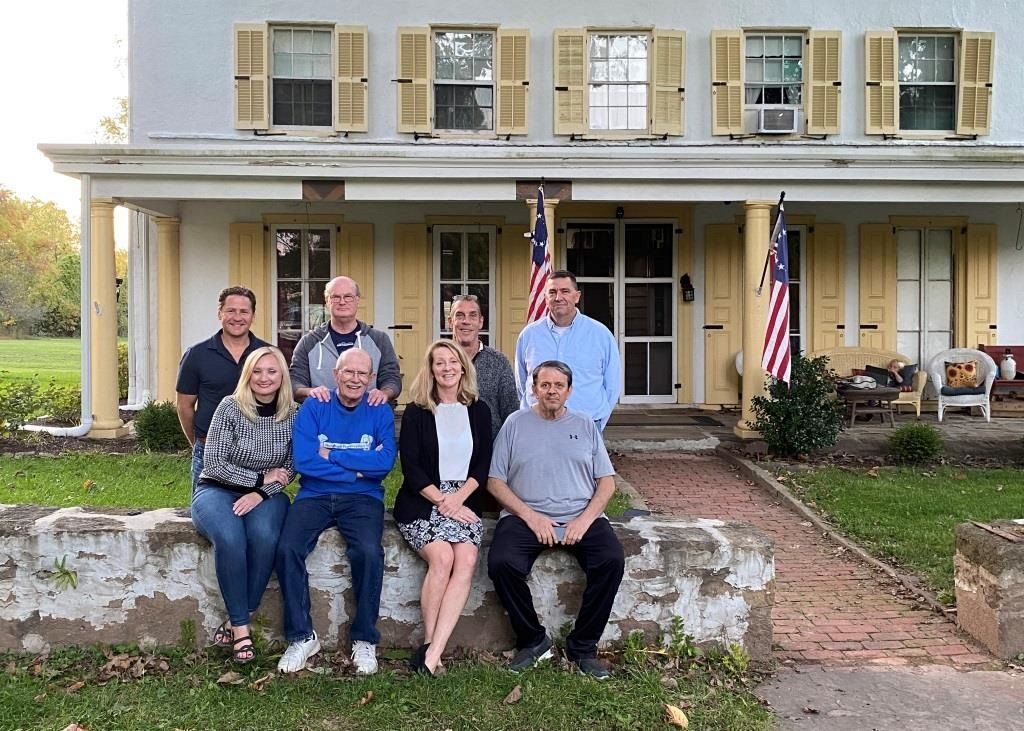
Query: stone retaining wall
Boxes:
[{"xmin": 0, "ymin": 505, "xmax": 774, "ymax": 660}]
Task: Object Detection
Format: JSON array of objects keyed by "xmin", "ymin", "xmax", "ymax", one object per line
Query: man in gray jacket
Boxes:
[{"xmin": 289, "ymin": 276, "xmax": 401, "ymax": 406}]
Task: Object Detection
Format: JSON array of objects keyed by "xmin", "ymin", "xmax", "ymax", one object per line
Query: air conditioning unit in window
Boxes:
[{"xmin": 756, "ymin": 107, "xmax": 800, "ymax": 134}]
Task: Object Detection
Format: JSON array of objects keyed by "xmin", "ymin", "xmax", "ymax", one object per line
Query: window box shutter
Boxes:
[
  {"xmin": 392, "ymin": 223, "xmax": 431, "ymax": 402},
  {"xmin": 397, "ymin": 27, "xmax": 430, "ymax": 134},
  {"xmin": 710, "ymin": 30, "xmax": 743, "ymax": 136},
  {"xmin": 553, "ymin": 29, "xmax": 586, "ymax": 136},
  {"xmin": 807, "ymin": 223, "xmax": 846, "ymax": 352},
  {"xmin": 234, "ymin": 24, "xmax": 268, "ymax": 131},
  {"xmin": 496, "ymin": 29, "xmax": 530, "ymax": 136},
  {"xmin": 337, "ymin": 223, "xmax": 375, "ymax": 325},
  {"xmin": 335, "ymin": 26, "xmax": 368, "ymax": 133},
  {"xmin": 805, "ymin": 31, "xmax": 842, "ymax": 135},
  {"xmin": 228, "ymin": 222, "xmax": 270, "ymax": 340},
  {"xmin": 864, "ymin": 31, "xmax": 897, "ymax": 135},
  {"xmin": 964, "ymin": 224, "xmax": 998, "ymax": 347},
  {"xmin": 857, "ymin": 223, "xmax": 896, "ymax": 351},
  {"xmin": 651, "ymin": 29, "xmax": 685, "ymax": 137},
  {"xmin": 957, "ymin": 31, "xmax": 995, "ymax": 136}
]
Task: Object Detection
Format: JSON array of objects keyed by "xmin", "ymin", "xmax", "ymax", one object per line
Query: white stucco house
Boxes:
[{"xmin": 41, "ymin": 0, "xmax": 1024, "ymax": 437}]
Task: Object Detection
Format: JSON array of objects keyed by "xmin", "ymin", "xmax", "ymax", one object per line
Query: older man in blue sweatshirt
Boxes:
[
  {"xmin": 514, "ymin": 270, "xmax": 620, "ymax": 430},
  {"xmin": 275, "ymin": 348, "xmax": 397, "ymax": 676}
]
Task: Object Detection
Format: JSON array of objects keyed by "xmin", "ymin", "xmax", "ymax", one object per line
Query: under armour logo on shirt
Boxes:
[{"xmin": 569, "ymin": 434, "xmax": 579, "ymax": 440}]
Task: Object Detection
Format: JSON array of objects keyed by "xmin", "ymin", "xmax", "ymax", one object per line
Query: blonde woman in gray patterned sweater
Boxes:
[{"xmin": 192, "ymin": 346, "xmax": 296, "ymax": 664}]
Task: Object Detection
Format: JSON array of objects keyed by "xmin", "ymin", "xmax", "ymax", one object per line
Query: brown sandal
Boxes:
[
  {"xmin": 232, "ymin": 634, "xmax": 255, "ymax": 664},
  {"xmin": 213, "ymin": 621, "xmax": 232, "ymax": 648}
]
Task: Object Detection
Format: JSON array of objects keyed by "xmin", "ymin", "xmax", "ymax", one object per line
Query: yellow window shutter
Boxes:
[
  {"xmin": 496, "ymin": 29, "xmax": 530, "ymax": 136},
  {"xmin": 651, "ymin": 29, "xmax": 686, "ymax": 137},
  {"xmin": 963, "ymin": 224, "xmax": 998, "ymax": 347},
  {"xmin": 392, "ymin": 223, "xmax": 431, "ymax": 402},
  {"xmin": 805, "ymin": 31, "xmax": 842, "ymax": 135},
  {"xmin": 703, "ymin": 223, "xmax": 742, "ymax": 406},
  {"xmin": 864, "ymin": 31, "xmax": 897, "ymax": 135},
  {"xmin": 397, "ymin": 27, "xmax": 431, "ymax": 134},
  {"xmin": 336, "ymin": 223, "xmax": 375, "ymax": 324},
  {"xmin": 858, "ymin": 223, "xmax": 896, "ymax": 351},
  {"xmin": 234, "ymin": 24, "xmax": 269, "ymax": 131},
  {"xmin": 228, "ymin": 222, "xmax": 271, "ymax": 341},
  {"xmin": 957, "ymin": 32, "xmax": 995, "ymax": 136},
  {"xmin": 498, "ymin": 224, "xmax": 531, "ymax": 359},
  {"xmin": 710, "ymin": 30, "xmax": 743, "ymax": 136},
  {"xmin": 335, "ymin": 26, "xmax": 368, "ymax": 133},
  {"xmin": 807, "ymin": 223, "xmax": 846, "ymax": 351},
  {"xmin": 553, "ymin": 29, "xmax": 586, "ymax": 136}
]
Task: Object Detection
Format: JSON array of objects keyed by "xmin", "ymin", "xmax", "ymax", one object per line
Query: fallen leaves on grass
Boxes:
[
  {"xmin": 65, "ymin": 680, "xmax": 86, "ymax": 694},
  {"xmin": 216, "ymin": 670, "xmax": 245, "ymax": 685},
  {"xmin": 248, "ymin": 673, "xmax": 274, "ymax": 692},
  {"xmin": 502, "ymin": 685, "xmax": 522, "ymax": 705},
  {"xmin": 82, "ymin": 479, "xmax": 96, "ymax": 492},
  {"xmin": 866, "ymin": 467, "xmax": 880, "ymax": 478},
  {"xmin": 664, "ymin": 703, "xmax": 689, "ymax": 728},
  {"xmin": 356, "ymin": 690, "xmax": 374, "ymax": 707}
]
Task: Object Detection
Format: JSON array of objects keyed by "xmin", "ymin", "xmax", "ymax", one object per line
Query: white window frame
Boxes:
[
  {"xmin": 431, "ymin": 29, "xmax": 496, "ymax": 134},
  {"xmin": 270, "ymin": 223, "xmax": 337, "ymax": 346},
  {"xmin": 896, "ymin": 33, "xmax": 958, "ymax": 133},
  {"xmin": 270, "ymin": 25, "xmax": 334, "ymax": 131},
  {"xmin": 743, "ymin": 32, "xmax": 804, "ymax": 110},
  {"xmin": 432, "ymin": 224, "xmax": 498, "ymax": 341},
  {"xmin": 587, "ymin": 32, "xmax": 651, "ymax": 133}
]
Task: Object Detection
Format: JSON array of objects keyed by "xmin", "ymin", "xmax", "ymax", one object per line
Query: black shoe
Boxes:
[
  {"xmin": 508, "ymin": 635, "xmax": 554, "ymax": 672},
  {"xmin": 409, "ymin": 642, "xmax": 431, "ymax": 674},
  {"xmin": 571, "ymin": 655, "xmax": 611, "ymax": 680}
]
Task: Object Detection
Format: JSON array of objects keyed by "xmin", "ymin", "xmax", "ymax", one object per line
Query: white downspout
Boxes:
[{"xmin": 24, "ymin": 174, "xmax": 94, "ymax": 437}]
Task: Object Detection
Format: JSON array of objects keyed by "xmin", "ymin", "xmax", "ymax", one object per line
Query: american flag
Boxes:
[
  {"xmin": 761, "ymin": 202, "xmax": 791, "ymax": 384},
  {"xmin": 526, "ymin": 186, "xmax": 551, "ymax": 322}
]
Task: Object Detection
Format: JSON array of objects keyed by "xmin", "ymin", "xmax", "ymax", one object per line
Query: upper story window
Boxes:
[
  {"xmin": 398, "ymin": 26, "xmax": 528, "ymax": 137},
  {"xmin": 712, "ymin": 29, "xmax": 840, "ymax": 137},
  {"xmin": 554, "ymin": 28, "xmax": 685, "ymax": 139},
  {"xmin": 588, "ymin": 34, "xmax": 649, "ymax": 131},
  {"xmin": 865, "ymin": 30, "xmax": 994, "ymax": 137},
  {"xmin": 433, "ymin": 31, "xmax": 495, "ymax": 132},
  {"xmin": 897, "ymin": 34, "xmax": 956, "ymax": 131},
  {"xmin": 272, "ymin": 28, "xmax": 333, "ymax": 127},
  {"xmin": 233, "ymin": 23, "xmax": 368, "ymax": 134}
]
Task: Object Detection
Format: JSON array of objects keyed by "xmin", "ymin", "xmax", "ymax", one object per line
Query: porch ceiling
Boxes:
[{"xmin": 39, "ymin": 142, "xmax": 1024, "ymax": 204}]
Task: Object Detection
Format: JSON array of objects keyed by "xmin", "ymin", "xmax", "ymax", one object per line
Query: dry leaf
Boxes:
[
  {"xmin": 803, "ymin": 706, "xmax": 820, "ymax": 714},
  {"xmin": 216, "ymin": 670, "xmax": 245, "ymax": 685},
  {"xmin": 503, "ymin": 685, "xmax": 523, "ymax": 705},
  {"xmin": 4, "ymin": 661, "xmax": 16, "ymax": 675},
  {"xmin": 33, "ymin": 692, "xmax": 47, "ymax": 702},
  {"xmin": 65, "ymin": 680, "xmax": 86, "ymax": 694},
  {"xmin": 660, "ymin": 675, "xmax": 678, "ymax": 690},
  {"xmin": 356, "ymin": 690, "xmax": 374, "ymax": 707},
  {"xmin": 866, "ymin": 467, "xmax": 880, "ymax": 478},
  {"xmin": 664, "ymin": 703, "xmax": 689, "ymax": 728},
  {"xmin": 82, "ymin": 479, "xmax": 96, "ymax": 492},
  {"xmin": 248, "ymin": 673, "xmax": 274, "ymax": 692}
]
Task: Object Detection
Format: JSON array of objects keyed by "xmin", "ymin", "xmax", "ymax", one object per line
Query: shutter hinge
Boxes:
[
  {"xmin": 263, "ymin": 225, "xmax": 269, "ymax": 232},
  {"xmin": 832, "ymin": 81, "xmax": 842, "ymax": 87},
  {"xmin": 865, "ymin": 81, "xmax": 881, "ymax": 87},
  {"xmin": 555, "ymin": 86, "xmax": 569, "ymax": 91}
]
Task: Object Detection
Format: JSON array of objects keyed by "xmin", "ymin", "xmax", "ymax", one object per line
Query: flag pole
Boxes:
[{"xmin": 755, "ymin": 191, "xmax": 786, "ymax": 296}]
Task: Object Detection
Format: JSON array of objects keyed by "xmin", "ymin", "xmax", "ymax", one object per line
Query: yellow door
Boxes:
[
  {"xmin": 392, "ymin": 223, "xmax": 431, "ymax": 402},
  {"xmin": 498, "ymin": 224, "xmax": 531, "ymax": 360},
  {"xmin": 808, "ymin": 223, "xmax": 845, "ymax": 351},
  {"xmin": 858, "ymin": 224, "xmax": 896, "ymax": 350},
  {"xmin": 704, "ymin": 223, "xmax": 742, "ymax": 405},
  {"xmin": 963, "ymin": 224, "xmax": 998, "ymax": 347}
]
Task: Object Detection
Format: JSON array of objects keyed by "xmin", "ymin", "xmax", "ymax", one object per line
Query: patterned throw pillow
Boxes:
[{"xmin": 945, "ymin": 360, "xmax": 979, "ymax": 388}]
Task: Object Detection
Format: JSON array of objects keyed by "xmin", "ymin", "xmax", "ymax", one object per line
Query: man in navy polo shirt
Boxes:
[{"xmin": 176, "ymin": 286, "xmax": 268, "ymax": 491}]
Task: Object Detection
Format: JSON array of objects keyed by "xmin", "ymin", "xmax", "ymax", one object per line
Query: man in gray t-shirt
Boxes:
[{"xmin": 487, "ymin": 360, "xmax": 625, "ymax": 680}]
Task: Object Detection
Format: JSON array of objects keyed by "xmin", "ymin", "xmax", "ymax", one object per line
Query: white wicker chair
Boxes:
[{"xmin": 927, "ymin": 348, "xmax": 997, "ymax": 422}]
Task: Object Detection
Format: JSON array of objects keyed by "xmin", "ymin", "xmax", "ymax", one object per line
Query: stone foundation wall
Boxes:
[{"xmin": 0, "ymin": 505, "xmax": 774, "ymax": 660}]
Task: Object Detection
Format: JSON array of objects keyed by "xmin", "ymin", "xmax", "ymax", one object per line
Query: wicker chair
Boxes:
[{"xmin": 927, "ymin": 348, "xmax": 997, "ymax": 422}]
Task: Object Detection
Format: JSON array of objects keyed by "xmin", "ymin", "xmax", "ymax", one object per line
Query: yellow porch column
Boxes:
[
  {"xmin": 88, "ymin": 200, "xmax": 128, "ymax": 438},
  {"xmin": 155, "ymin": 217, "xmax": 181, "ymax": 402},
  {"xmin": 735, "ymin": 200, "xmax": 773, "ymax": 439}
]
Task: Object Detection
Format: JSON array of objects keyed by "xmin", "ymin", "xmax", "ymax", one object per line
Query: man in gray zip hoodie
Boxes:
[{"xmin": 289, "ymin": 276, "xmax": 402, "ymax": 406}]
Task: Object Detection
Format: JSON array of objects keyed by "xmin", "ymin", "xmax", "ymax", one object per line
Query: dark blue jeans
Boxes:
[
  {"xmin": 190, "ymin": 440, "xmax": 205, "ymax": 495},
  {"xmin": 275, "ymin": 493, "xmax": 385, "ymax": 644},
  {"xmin": 191, "ymin": 484, "xmax": 290, "ymax": 627}
]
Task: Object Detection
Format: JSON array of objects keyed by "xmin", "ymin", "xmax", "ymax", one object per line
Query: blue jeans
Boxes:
[
  {"xmin": 275, "ymin": 493, "xmax": 385, "ymax": 644},
  {"xmin": 191, "ymin": 484, "xmax": 290, "ymax": 627},
  {"xmin": 190, "ymin": 440, "xmax": 205, "ymax": 495}
]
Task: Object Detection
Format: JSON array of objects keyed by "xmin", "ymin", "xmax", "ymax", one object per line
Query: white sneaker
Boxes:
[
  {"xmin": 277, "ymin": 631, "xmax": 321, "ymax": 673},
  {"xmin": 351, "ymin": 640, "xmax": 378, "ymax": 675}
]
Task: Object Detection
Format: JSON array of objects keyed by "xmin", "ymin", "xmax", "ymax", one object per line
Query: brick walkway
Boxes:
[{"xmin": 615, "ymin": 453, "xmax": 996, "ymax": 668}]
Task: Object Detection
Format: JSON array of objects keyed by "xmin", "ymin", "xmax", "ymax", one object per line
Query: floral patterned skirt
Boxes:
[{"xmin": 396, "ymin": 480, "xmax": 483, "ymax": 551}]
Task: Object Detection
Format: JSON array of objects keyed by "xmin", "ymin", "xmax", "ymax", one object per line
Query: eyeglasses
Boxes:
[
  {"xmin": 328, "ymin": 294, "xmax": 359, "ymax": 303},
  {"xmin": 451, "ymin": 294, "xmax": 479, "ymax": 303},
  {"xmin": 335, "ymin": 367, "xmax": 371, "ymax": 380}
]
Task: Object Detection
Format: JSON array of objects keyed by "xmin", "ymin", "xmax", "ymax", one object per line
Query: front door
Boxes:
[{"xmin": 563, "ymin": 220, "xmax": 677, "ymax": 404}]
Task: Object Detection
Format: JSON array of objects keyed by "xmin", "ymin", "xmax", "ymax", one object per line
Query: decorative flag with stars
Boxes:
[
  {"xmin": 527, "ymin": 186, "xmax": 551, "ymax": 322},
  {"xmin": 761, "ymin": 202, "xmax": 791, "ymax": 384}
]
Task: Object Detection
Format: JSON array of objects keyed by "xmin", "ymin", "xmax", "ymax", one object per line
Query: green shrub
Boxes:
[
  {"xmin": 117, "ymin": 342, "xmax": 129, "ymax": 400},
  {"xmin": 888, "ymin": 422, "xmax": 943, "ymax": 464},
  {"xmin": 135, "ymin": 400, "xmax": 189, "ymax": 452},
  {"xmin": 751, "ymin": 352, "xmax": 845, "ymax": 458},
  {"xmin": 38, "ymin": 380, "xmax": 81, "ymax": 424},
  {"xmin": 0, "ymin": 379, "xmax": 41, "ymax": 435}
]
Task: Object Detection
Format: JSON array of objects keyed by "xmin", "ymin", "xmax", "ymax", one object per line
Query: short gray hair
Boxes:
[{"xmin": 531, "ymin": 360, "xmax": 573, "ymax": 387}]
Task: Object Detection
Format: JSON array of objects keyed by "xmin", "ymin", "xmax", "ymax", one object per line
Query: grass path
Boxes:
[{"xmin": 0, "ymin": 337, "xmax": 81, "ymax": 387}]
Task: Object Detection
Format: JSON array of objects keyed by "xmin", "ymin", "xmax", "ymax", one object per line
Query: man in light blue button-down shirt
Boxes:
[{"xmin": 514, "ymin": 270, "xmax": 620, "ymax": 430}]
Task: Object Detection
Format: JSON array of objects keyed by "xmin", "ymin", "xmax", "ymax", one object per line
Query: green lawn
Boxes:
[
  {"xmin": 0, "ymin": 645, "xmax": 772, "ymax": 731},
  {"xmin": 0, "ymin": 337, "xmax": 82, "ymax": 387},
  {"xmin": 789, "ymin": 466, "xmax": 1024, "ymax": 598}
]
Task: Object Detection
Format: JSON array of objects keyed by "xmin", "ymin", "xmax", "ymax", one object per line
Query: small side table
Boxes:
[{"xmin": 839, "ymin": 386, "xmax": 900, "ymax": 427}]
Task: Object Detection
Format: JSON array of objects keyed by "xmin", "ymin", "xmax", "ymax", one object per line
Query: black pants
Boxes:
[{"xmin": 487, "ymin": 516, "xmax": 625, "ymax": 659}]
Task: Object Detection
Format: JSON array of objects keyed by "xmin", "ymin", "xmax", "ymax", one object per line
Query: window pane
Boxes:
[
  {"xmin": 649, "ymin": 342, "xmax": 672, "ymax": 395},
  {"xmin": 440, "ymin": 232, "xmax": 462, "ymax": 279},
  {"xmin": 467, "ymin": 233, "xmax": 489, "ymax": 280},
  {"xmin": 590, "ymin": 107, "xmax": 608, "ymax": 129},
  {"xmin": 628, "ymin": 59, "xmax": 646, "ymax": 82},
  {"xmin": 627, "ymin": 107, "xmax": 646, "ymax": 130},
  {"xmin": 784, "ymin": 85, "xmax": 802, "ymax": 105},
  {"xmin": 309, "ymin": 229, "xmax": 331, "ymax": 279},
  {"xmin": 787, "ymin": 230, "xmax": 801, "ymax": 283},
  {"xmin": 467, "ymin": 283, "xmax": 490, "ymax": 328},
  {"xmin": 590, "ymin": 85, "xmax": 608, "ymax": 106},
  {"xmin": 307, "ymin": 281, "xmax": 327, "ymax": 329},
  {"xmin": 609, "ymin": 107, "xmax": 628, "ymax": 129},
  {"xmin": 624, "ymin": 224, "xmax": 672, "ymax": 277},
  {"xmin": 783, "ymin": 36, "xmax": 802, "ymax": 57},
  {"xmin": 609, "ymin": 35, "xmax": 628, "ymax": 58},
  {"xmin": 627, "ymin": 84, "xmax": 646, "ymax": 106},
  {"xmin": 609, "ymin": 84, "xmax": 628, "ymax": 106},
  {"xmin": 591, "ymin": 35, "xmax": 607, "ymax": 58},
  {"xmin": 746, "ymin": 35, "xmax": 764, "ymax": 57},
  {"xmin": 628, "ymin": 35, "xmax": 648, "ymax": 58},
  {"xmin": 624, "ymin": 342, "xmax": 647, "ymax": 396},
  {"xmin": 783, "ymin": 59, "xmax": 802, "ymax": 82},
  {"xmin": 274, "ymin": 30, "xmax": 291, "ymax": 53},
  {"xmin": 274, "ymin": 53, "xmax": 292, "ymax": 76},
  {"xmin": 764, "ymin": 59, "xmax": 783, "ymax": 82},
  {"xmin": 566, "ymin": 225, "xmax": 614, "ymax": 277},
  {"xmin": 899, "ymin": 85, "xmax": 955, "ymax": 130},
  {"xmin": 746, "ymin": 60, "xmax": 763, "ymax": 82},
  {"xmin": 789, "ymin": 282, "xmax": 800, "ymax": 331},
  {"xmin": 764, "ymin": 36, "xmax": 783, "ymax": 57},
  {"xmin": 276, "ymin": 229, "xmax": 301, "ymax": 278},
  {"xmin": 937, "ymin": 36, "xmax": 955, "ymax": 60},
  {"xmin": 609, "ymin": 59, "xmax": 628, "ymax": 82},
  {"xmin": 277, "ymin": 281, "xmax": 302, "ymax": 330},
  {"xmin": 313, "ymin": 30, "xmax": 331, "ymax": 54},
  {"xmin": 624, "ymin": 284, "xmax": 672, "ymax": 336},
  {"xmin": 439, "ymin": 283, "xmax": 462, "ymax": 331},
  {"xmin": 313, "ymin": 56, "xmax": 331, "ymax": 78},
  {"xmin": 578, "ymin": 283, "xmax": 614, "ymax": 331},
  {"xmin": 591, "ymin": 59, "xmax": 608, "ymax": 82},
  {"xmin": 293, "ymin": 30, "xmax": 311, "ymax": 53}
]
